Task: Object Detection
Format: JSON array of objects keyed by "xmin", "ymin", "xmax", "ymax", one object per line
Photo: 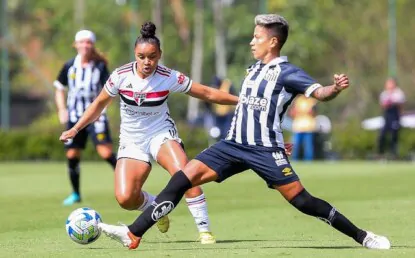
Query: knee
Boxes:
[
  {"xmin": 97, "ymin": 146, "xmax": 113, "ymax": 159},
  {"xmin": 115, "ymin": 193, "xmax": 139, "ymax": 211},
  {"xmin": 289, "ymin": 189, "xmax": 332, "ymax": 218},
  {"xmin": 289, "ymin": 189, "xmax": 313, "ymax": 211},
  {"xmin": 66, "ymin": 149, "xmax": 80, "ymax": 160}
]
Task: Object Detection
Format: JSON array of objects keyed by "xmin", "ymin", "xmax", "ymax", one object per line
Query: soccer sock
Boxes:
[
  {"xmin": 290, "ymin": 189, "xmax": 367, "ymax": 244},
  {"xmin": 68, "ymin": 158, "xmax": 80, "ymax": 196},
  {"xmin": 105, "ymin": 153, "xmax": 117, "ymax": 170},
  {"xmin": 128, "ymin": 171, "xmax": 192, "ymax": 237},
  {"xmin": 186, "ymin": 193, "xmax": 211, "ymax": 233},
  {"xmin": 137, "ymin": 191, "xmax": 156, "ymax": 212}
]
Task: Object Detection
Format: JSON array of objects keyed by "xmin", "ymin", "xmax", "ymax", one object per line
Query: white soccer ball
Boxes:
[{"xmin": 65, "ymin": 207, "xmax": 102, "ymax": 245}]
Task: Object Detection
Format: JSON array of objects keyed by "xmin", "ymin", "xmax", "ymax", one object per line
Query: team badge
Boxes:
[
  {"xmin": 177, "ymin": 73, "xmax": 185, "ymax": 84},
  {"xmin": 264, "ymin": 68, "xmax": 279, "ymax": 82},
  {"xmin": 134, "ymin": 92, "xmax": 146, "ymax": 106}
]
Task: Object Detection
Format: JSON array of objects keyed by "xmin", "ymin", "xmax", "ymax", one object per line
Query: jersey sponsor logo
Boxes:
[
  {"xmin": 151, "ymin": 201, "xmax": 175, "ymax": 221},
  {"xmin": 134, "ymin": 92, "xmax": 146, "ymax": 106},
  {"xmin": 272, "ymin": 151, "xmax": 288, "ymax": 166},
  {"xmin": 240, "ymin": 94, "xmax": 268, "ymax": 111},
  {"xmin": 177, "ymin": 73, "xmax": 185, "ymax": 84}
]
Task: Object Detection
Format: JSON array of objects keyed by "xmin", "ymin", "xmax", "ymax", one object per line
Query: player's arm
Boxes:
[
  {"xmin": 54, "ymin": 88, "xmax": 68, "ymax": 124},
  {"xmin": 187, "ymin": 82, "xmax": 239, "ymax": 105},
  {"xmin": 311, "ymin": 74, "xmax": 349, "ymax": 102},
  {"xmin": 59, "ymin": 90, "xmax": 113, "ymax": 142},
  {"xmin": 54, "ymin": 63, "xmax": 70, "ymax": 124}
]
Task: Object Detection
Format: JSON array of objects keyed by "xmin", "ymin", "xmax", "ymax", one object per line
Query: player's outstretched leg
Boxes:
[
  {"xmin": 99, "ymin": 160, "xmax": 218, "ymax": 249},
  {"xmin": 277, "ymin": 181, "xmax": 391, "ymax": 249}
]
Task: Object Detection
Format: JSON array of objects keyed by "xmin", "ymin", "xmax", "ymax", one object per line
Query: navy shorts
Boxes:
[
  {"xmin": 65, "ymin": 116, "xmax": 112, "ymax": 149},
  {"xmin": 195, "ymin": 140, "xmax": 299, "ymax": 188}
]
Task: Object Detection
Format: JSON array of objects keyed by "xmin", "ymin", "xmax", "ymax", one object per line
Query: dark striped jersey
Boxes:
[
  {"xmin": 226, "ymin": 56, "xmax": 322, "ymax": 148},
  {"xmin": 54, "ymin": 55, "xmax": 109, "ymax": 123},
  {"xmin": 104, "ymin": 62, "xmax": 192, "ymax": 144}
]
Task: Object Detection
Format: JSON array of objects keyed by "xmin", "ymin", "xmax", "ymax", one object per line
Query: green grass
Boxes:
[{"xmin": 1, "ymin": 161, "xmax": 414, "ymax": 257}]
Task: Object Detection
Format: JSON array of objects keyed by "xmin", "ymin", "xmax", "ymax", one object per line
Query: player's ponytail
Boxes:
[
  {"xmin": 90, "ymin": 47, "xmax": 108, "ymax": 66},
  {"xmin": 135, "ymin": 21, "xmax": 161, "ymax": 50}
]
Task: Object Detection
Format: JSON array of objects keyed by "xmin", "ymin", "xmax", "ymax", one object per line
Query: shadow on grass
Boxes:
[{"xmin": 145, "ymin": 239, "xmax": 312, "ymax": 244}]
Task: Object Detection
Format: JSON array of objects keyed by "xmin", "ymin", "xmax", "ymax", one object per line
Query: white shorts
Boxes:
[{"xmin": 117, "ymin": 130, "xmax": 182, "ymax": 164}]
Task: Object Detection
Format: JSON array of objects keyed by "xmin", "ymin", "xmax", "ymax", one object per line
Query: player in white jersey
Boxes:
[
  {"xmin": 59, "ymin": 22, "xmax": 239, "ymax": 244},
  {"xmin": 95, "ymin": 15, "xmax": 391, "ymax": 250}
]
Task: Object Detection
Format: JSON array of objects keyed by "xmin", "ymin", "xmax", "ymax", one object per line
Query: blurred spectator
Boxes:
[
  {"xmin": 378, "ymin": 78, "xmax": 406, "ymax": 159},
  {"xmin": 290, "ymin": 95, "xmax": 317, "ymax": 161},
  {"xmin": 204, "ymin": 76, "xmax": 236, "ymax": 140}
]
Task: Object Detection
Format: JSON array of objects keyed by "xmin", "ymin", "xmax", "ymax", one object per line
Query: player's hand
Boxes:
[
  {"xmin": 334, "ymin": 74, "xmax": 349, "ymax": 92},
  {"xmin": 59, "ymin": 128, "xmax": 78, "ymax": 143},
  {"xmin": 58, "ymin": 109, "xmax": 69, "ymax": 124},
  {"xmin": 284, "ymin": 143, "xmax": 293, "ymax": 156}
]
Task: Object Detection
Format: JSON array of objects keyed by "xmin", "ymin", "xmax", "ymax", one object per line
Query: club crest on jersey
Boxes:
[
  {"xmin": 177, "ymin": 73, "xmax": 186, "ymax": 84},
  {"xmin": 264, "ymin": 68, "xmax": 279, "ymax": 82},
  {"xmin": 134, "ymin": 92, "xmax": 146, "ymax": 106}
]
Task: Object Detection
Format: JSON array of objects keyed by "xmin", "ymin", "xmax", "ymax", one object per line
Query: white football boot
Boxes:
[
  {"xmin": 362, "ymin": 231, "xmax": 391, "ymax": 249},
  {"xmin": 98, "ymin": 223, "xmax": 141, "ymax": 249}
]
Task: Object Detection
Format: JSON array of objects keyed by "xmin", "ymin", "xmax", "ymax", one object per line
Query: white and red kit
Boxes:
[{"xmin": 104, "ymin": 62, "xmax": 192, "ymax": 162}]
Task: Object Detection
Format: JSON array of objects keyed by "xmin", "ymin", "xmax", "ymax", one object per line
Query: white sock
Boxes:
[
  {"xmin": 137, "ymin": 191, "xmax": 156, "ymax": 212},
  {"xmin": 186, "ymin": 193, "xmax": 211, "ymax": 233}
]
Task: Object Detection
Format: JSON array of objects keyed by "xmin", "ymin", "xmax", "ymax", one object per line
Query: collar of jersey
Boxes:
[{"xmin": 258, "ymin": 56, "xmax": 288, "ymax": 68}]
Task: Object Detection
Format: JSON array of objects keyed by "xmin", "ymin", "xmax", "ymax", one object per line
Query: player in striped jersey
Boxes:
[
  {"xmin": 54, "ymin": 30, "xmax": 117, "ymax": 206},
  {"xmin": 96, "ymin": 15, "xmax": 391, "ymax": 250},
  {"xmin": 59, "ymin": 22, "xmax": 240, "ymax": 244}
]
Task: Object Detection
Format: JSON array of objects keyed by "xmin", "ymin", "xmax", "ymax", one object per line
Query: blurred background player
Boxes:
[
  {"xmin": 60, "ymin": 22, "xmax": 240, "ymax": 244},
  {"xmin": 289, "ymin": 95, "xmax": 318, "ymax": 161},
  {"xmin": 54, "ymin": 30, "xmax": 117, "ymax": 206},
  {"xmin": 378, "ymin": 78, "xmax": 406, "ymax": 160}
]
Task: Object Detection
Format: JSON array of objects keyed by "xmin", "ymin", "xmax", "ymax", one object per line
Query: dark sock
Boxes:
[
  {"xmin": 128, "ymin": 171, "xmax": 192, "ymax": 237},
  {"xmin": 68, "ymin": 158, "xmax": 80, "ymax": 196},
  {"xmin": 290, "ymin": 189, "xmax": 367, "ymax": 244},
  {"xmin": 105, "ymin": 153, "xmax": 117, "ymax": 170}
]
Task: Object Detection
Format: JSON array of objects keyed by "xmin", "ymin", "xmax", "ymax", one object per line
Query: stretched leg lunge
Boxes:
[{"xmin": 276, "ymin": 181, "xmax": 390, "ymax": 249}]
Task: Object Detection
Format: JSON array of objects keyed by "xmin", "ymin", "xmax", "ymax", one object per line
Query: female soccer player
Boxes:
[
  {"xmin": 54, "ymin": 30, "xmax": 117, "ymax": 206},
  {"xmin": 59, "ymin": 22, "xmax": 240, "ymax": 244},
  {"xmin": 95, "ymin": 15, "xmax": 391, "ymax": 250}
]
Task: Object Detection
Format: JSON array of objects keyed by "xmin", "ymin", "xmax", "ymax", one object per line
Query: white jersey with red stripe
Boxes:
[{"xmin": 104, "ymin": 62, "xmax": 192, "ymax": 144}]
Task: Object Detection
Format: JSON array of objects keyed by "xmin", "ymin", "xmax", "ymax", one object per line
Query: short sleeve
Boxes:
[
  {"xmin": 395, "ymin": 89, "xmax": 406, "ymax": 104},
  {"xmin": 98, "ymin": 63, "xmax": 110, "ymax": 86},
  {"xmin": 169, "ymin": 69, "xmax": 193, "ymax": 93},
  {"xmin": 53, "ymin": 63, "xmax": 70, "ymax": 90},
  {"xmin": 104, "ymin": 71, "xmax": 120, "ymax": 97},
  {"xmin": 283, "ymin": 68, "xmax": 322, "ymax": 97}
]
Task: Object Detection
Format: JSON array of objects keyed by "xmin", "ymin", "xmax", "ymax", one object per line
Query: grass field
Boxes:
[{"xmin": 1, "ymin": 161, "xmax": 415, "ymax": 257}]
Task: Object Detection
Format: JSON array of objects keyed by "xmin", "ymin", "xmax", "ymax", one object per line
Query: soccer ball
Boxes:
[{"xmin": 65, "ymin": 207, "xmax": 102, "ymax": 244}]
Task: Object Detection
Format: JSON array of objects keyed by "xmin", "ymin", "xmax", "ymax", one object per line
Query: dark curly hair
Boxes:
[{"xmin": 134, "ymin": 21, "xmax": 161, "ymax": 50}]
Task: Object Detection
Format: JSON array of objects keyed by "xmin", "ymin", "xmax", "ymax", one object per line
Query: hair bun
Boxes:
[{"xmin": 140, "ymin": 22, "xmax": 156, "ymax": 38}]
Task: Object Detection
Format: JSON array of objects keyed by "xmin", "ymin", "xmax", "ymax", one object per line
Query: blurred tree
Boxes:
[{"xmin": 188, "ymin": 0, "xmax": 205, "ymax": 122}]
